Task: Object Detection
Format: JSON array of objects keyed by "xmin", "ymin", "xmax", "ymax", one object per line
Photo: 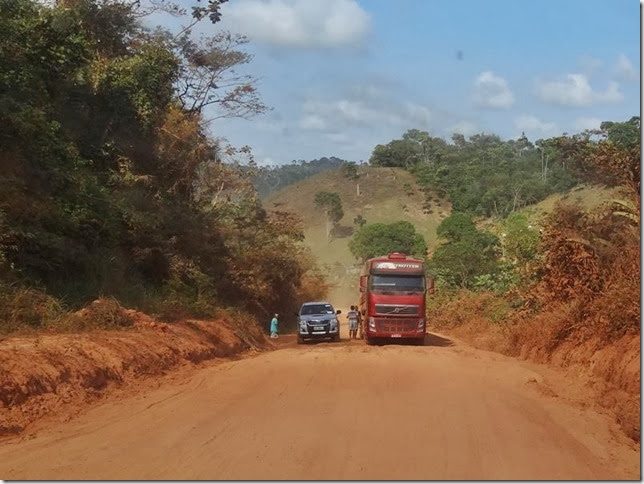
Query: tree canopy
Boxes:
[
  {"xmin": 430, "ymin": 213, "xmax": 500, "ymax": 288},
  {"xmin": 349, "ymin": 221, "xmax": 427, "ymax": 261},
  {"xmin": 0, "ymin": 0, "xmax": 323, "ymax": 329}
]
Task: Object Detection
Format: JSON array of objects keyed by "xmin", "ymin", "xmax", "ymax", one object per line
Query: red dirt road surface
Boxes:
[{"xmin": 0, "ymin": 332, "xmax": 639, "ymax": 480}]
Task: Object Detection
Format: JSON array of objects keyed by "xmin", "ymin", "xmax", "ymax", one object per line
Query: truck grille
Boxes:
[
  {"xmin": 374, "ymin": 304, "xmax": 419, "ymax": 315},
  {"xmin": 375, "ymin": 318, "xmax": 417, "ymax": 332}
]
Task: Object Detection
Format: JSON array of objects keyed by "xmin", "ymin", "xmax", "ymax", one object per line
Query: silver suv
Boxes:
[{"xmin": 297, "ymin": 302, "xmax": 341, "ymax": 343}]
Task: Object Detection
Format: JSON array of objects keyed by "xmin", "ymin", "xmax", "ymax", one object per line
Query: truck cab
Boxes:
[{"xmin": 359, "ymin": 253, "xmax": 432, "ymax": 345}]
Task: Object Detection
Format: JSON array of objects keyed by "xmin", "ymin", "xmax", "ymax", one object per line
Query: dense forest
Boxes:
[
  {"xmin": 369, "ymin": 128, "xmax": 582, "ymax": 217},
  {"xmin": 0, "ymin": 0, "xmax": 326, "ymax": 331}
]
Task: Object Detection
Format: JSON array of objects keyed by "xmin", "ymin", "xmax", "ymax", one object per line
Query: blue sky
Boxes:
[{"xmin": 145, "ymin": 0, "xmax": 640, "ymax": 165}]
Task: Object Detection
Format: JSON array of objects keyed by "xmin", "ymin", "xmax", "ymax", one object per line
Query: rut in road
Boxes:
[{"xmin": 0, "ymin": 333, "xmax": 639, "ymax": 480}]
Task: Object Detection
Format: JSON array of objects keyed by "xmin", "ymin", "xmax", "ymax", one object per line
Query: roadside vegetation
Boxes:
[
  {"xmin": 0, "ymin": 0, "xmax": 327, "ymax": 334},
  {"xmin": 374, "ymin": 119, "xmax": 639, "ymax": 440}
]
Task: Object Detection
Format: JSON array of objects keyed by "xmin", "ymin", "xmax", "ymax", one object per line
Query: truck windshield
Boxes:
[
  {"xmin": 370, "ymin": 275, "xmax": 425, "ymax": 294},
  {"xmin": 301, "ymin": 304, "xmax": 335, "ymax": 315}
]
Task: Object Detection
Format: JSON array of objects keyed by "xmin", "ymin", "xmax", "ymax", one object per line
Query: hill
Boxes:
[
  {"xmin": 265, "ymin": 166, "xmax": 451, "ymax": 307},
  {"xmin": 253, "ymin": 157, "xmax": 349, "ymax": 199}
]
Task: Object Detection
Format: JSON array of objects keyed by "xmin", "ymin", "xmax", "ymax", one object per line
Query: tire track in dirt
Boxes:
[{"xmin": 0, "ymin": 333, "xmax": 639, "ymax": 480}]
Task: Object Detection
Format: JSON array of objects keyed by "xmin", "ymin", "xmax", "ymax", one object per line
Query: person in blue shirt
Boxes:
[{"xmin": 270, "ymin": 313, "xmax": 279, "ymax": 339}]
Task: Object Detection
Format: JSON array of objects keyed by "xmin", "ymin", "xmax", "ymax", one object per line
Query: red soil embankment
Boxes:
[
  {"xmin": 0, "ymin": 310, "xmax": 270, "ymax": 437},
  {"xmin": 444, "ymin": 319, "xmax": 640, "ymax": 442}
]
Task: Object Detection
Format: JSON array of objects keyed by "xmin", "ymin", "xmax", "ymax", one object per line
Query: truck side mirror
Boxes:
[
  {"xmin": 294, "ymin": 312, "xmax": 300, "ymax": 317},
  {"xmin": 428, "ymin": 278, "xmax": 435, "ymax": 295},
  {"xmin": 360, "ymin": 275, "xmax": 368, "ymax": 288}
]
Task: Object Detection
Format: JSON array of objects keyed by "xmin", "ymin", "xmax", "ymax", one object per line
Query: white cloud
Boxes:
[
  {"xmin": 404, "ymin": 103, "xmax": 432, "ymax": 126},
  {"xmin": 325, "ymin": 132, "xmax": 350, "ymax": 143},
  {"xmin": 256, "ymin": 119, "xmax": 288, "ymax": 134},
  {"xmin": 473, "ymin": 71, "xmax": 515, "ymax": 109},
  {"xmin": 574, "ymin": 117, "xmax": 602, "ymax": 132},
  {"xmin": 515, "ymin": 115, "xmax": 559, "ymax": 137},
  {"xmin": 449, "ymin": 121, "xmax": 478, "ymax": 137},
  {"xmin": 614, "ymin": 54, "xmax": 638, "ymax": 82},
  {"xmin": 302, "ymin": 95, "xmax": 432, "ymax": 130},
  {"xmin": 222, "ymin": 0, "xmax": 371, "ymax": 48},
  {"xmin": 578, "ymin": 55, "xmax": 603, "ymax": 76},
  {"xmin": 299, "ymin": 114, "xmax": 327, "ymax": 130},
  {"xmin": 536, "ymin": 74, "xmax": 623, "ymax": 106}
]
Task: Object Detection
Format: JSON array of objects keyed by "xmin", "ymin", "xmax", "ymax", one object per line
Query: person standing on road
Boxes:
[
  {"xmin": 347, "ymin": 306, "xmax": 359, "ymax": 339},
  {"xmin": 270, "ymin": 313, "xmax": 279, "ymax": 339}
]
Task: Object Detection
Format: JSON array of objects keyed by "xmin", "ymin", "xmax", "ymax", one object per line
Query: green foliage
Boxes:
[
  {"xmin": 372, "ymin": 129, "xmax": 580, "ymax": 218},
  {"xmin": 353, "ymin": 214, "xmax": 367, "ymax": 227},
  {"xmin": 0, "ymin": 0, "xmax": 326, "ymax": 332},
  {"xmin": 436, "ymin": 212, "xmax": 477, "ymax": 241},
  {"xmin": 342, "ymin": 161, "xmax": 359, "ymax": 180},
  {"xmin": 472, "ymin": 264, "xmax": 520, "ymax": 295},
  {"xmin": 349, "ymin": 221, "xmax": 427, "ymax": 261},
  {"xmin": 600, "ymin": 116, "xmax": 640, "ymax": 150},
  {"xmin": 314, "ymin": 191, "xmax": 344, "ymax": 223},
  {"xmin": 431, "ymin": 213, "xmax": 500, "ymax": 288},
  {"xmin": 501, "ymin": 213, "xmax": 540, "ymax": 265}
]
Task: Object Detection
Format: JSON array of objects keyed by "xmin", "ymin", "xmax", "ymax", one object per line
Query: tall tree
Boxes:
[
  {"xmin": 349, "ymin": 221, "xmax": 427, "ymax": 261},
  {"xmin": 314, "ymin": 191, "xmax": 344, "ymax": 241}
]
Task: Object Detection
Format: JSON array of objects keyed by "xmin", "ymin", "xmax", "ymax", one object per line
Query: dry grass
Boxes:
[{"xmin": 266, "ymin": 166, "xmax": 450, "ymax": 306}]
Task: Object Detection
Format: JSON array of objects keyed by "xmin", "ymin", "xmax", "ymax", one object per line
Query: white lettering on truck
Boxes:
[{"xmin": 375, "ymin": 262, "xmax": 421, "ymax": 270}]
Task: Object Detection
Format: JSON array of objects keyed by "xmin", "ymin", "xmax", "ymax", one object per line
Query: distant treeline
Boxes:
[{"xmin": 252, "ymin": 157, "xmax": 351, "ymax": 198}]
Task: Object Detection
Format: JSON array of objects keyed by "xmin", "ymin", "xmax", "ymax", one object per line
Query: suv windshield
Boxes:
[
  {"xmin": 370, "ymin": 275, "xmax": 425, "ymax": 294},
  {"xmin": 301, "ymin": 304, "xmax": 335, "ymax": 315}
]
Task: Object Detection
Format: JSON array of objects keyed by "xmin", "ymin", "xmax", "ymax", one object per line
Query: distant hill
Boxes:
[
  {"xmin": 253, "ymin": 157, "xmax": 350, "ymax": 199},
  {"xmin": 265, "ymin": 166, "xmax": 451, "ymax": 307}
]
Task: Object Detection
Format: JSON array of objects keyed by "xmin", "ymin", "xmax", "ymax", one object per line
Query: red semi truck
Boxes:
[{"xmin": 359, "ymin": 252, "xmax": 433, "ymax": 345}]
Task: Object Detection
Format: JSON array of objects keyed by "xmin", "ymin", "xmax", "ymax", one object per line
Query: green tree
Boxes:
[
  {"xmin": 600, "ymin": 116, "xmax": 640, "ymax": 150},
  {"xmin": 0, "ymin": 0, "xmax": 323, "ymax": 331},
  {"xmin": 349, "ymin": 221, "xmax": 427, "ymax": 261},
  {"xmin": 353, "ymin": 214, "xmax": 367, "ymax": 227},
  {"xmin": 501, "ymin": 213, "xmax": 540, "ymax": 265},
  {"xmin": 342, "ymin": 161, "xmax": 361, "ymax": 196},
  {"xmin": 314, "ymin": 191, "xmax": 344, "ymax": 240},
  {"xmin": 342, "ymin": 162, "xmax": 358, "ymax": 180},
  {"xmin": 369, "ymin": 139, "xmax": 420, "ymax": 168},
  {"xmin": 431, "ymin": 213, "xmax": 500, "ymax": 288},
  {"xmin": 436, "ymin": 212, "xmax": 477, "ymax": 241}
]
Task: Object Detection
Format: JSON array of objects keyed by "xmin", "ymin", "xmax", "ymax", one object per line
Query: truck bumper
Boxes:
[{"xmin": 365, "ymin": 328, "xmax": 425, "ymax": 340}]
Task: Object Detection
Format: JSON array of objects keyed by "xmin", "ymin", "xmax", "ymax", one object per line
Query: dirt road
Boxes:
[{"xmin": 0, "ymin": 330, "xmax": 639, "ymax": 480}]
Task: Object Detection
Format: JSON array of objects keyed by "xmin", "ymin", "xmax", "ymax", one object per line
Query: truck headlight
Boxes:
[
  {"xmin": 418, "ymin": 318, "xmax": 425, "ymax": 328},
  {"xmin": 368, "ymin": 317, "xmax": 375, "ymax": 329}
]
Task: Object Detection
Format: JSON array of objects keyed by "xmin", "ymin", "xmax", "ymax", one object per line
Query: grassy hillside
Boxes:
[
  {"xmin": 476, "ymin": 184, "xmax": 621, "ymax": 233},
  {"xmin": 519, "ymin": 184, "xmax": 622, "ymax": 218},
  {"xmin": 265, "ymin": 166, "xmax": 451, "ymax": 307}
]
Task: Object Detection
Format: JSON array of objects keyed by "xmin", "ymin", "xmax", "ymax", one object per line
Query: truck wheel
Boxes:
[
  {"xmin": 297, "ymin": 337, "xmax": 304, "ymax": 344},
  {"xmin": 365, "ymin": 336, "xmax": 375, "ymax": 346}
]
